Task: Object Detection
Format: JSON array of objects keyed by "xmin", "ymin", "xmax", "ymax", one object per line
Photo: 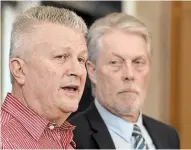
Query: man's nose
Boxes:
[
  {"xmin": 66, "ymin": 58, "xmax": 86, "ymax": 77},
  {"xmin": 122, "ymin": 63, "xmax": 134, "ymax": 81}
]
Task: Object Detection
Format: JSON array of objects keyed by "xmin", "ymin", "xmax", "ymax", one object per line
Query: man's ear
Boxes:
[
  {"xmin": 9, "ymin": 58, "xmax": 27, "ymax": 85},
  {"xmin": 86, "ymin": 60, "xmax": 97, "ymax": 85}
]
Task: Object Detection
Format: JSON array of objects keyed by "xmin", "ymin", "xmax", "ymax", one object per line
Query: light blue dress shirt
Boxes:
[{"xmin": 95, "ymin": 99, "xmax": 156, "ymax": 149}]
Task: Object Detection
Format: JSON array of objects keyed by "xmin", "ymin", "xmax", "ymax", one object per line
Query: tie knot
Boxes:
[{"xmin": 132, "ymin": 124, "xmax": 142, "ymax": 137}]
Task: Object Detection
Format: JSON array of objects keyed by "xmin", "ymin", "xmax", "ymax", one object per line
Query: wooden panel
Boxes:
[
  {"xmin": 170, "ymin": 1, "xmax": 181, "ymax": 129},
  {"xmin": 170, "ymin": 1, "xmax": 191, "ymax": 148},
  {"xmin": 179, "ymin": 2, "xmax": 191, "ymax": 148}
]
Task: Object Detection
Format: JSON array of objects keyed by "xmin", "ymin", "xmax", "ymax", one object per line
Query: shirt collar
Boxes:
[
  {"xmin": 95, "ymin": 99, "xmax": 143, "ymax": 142},
  {"xmin": 2, "ymin": 93, "xmax": 75, "ymax": 141},
  {"xmin": 136, "ymin": 111, "xmax": 143, "ymax": 127},
  {"xmin": 60, "ymin": 120, "xmax": 76, "ymax": 130}
]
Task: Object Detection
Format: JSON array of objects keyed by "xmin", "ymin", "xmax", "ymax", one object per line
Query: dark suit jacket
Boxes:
[{"xmin": 69, "ymin": 102, "xmax": 180, "ymax": 149}]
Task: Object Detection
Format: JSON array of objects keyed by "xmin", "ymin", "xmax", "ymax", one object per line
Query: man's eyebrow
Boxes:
[
  {"xmin": 132, "ymin": 54, "xmax": 148, "ymax": 60},
  {"xmin": 61, "ymin": 46, "xmax": 72, "ymax": 50},
  {"xmin": 80, "ymin": 50, "xmax": 88, "ymax": 54},
  {"xmin": 111, "ymin": 52, "xmax": 124, "ymax": 60}
]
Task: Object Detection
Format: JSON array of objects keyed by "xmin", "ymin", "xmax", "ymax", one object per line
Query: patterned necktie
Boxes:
[{"xmin": 132, "ymin": 124, "xmax": 149, "ymax": 149}]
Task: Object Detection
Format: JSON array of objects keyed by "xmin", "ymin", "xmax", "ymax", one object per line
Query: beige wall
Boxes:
[{"xmin": 123, "ymin": 1, "xmax": 171, "ymax": 123}]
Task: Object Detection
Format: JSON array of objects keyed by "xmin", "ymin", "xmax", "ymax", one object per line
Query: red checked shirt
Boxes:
[{"xmin": 1, "ymin": 93, "xmax": 76, "ymax": 149}]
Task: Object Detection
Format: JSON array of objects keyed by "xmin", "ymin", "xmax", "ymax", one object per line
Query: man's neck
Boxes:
[{"xmin": 11, "ymin": 86, "xmax": 28, "ymax": 107}]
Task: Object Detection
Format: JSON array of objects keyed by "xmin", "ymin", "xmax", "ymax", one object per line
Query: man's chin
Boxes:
[
  {"xmin": 113, "ymin": 104, "xmax": 140, "ymax": 116},
  {"xmin": 60, "ymin": 105, "xmax": 79, "ymax": 113}
]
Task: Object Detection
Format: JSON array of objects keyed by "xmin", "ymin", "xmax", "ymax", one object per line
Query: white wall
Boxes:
[
  {"xmin": 1, "ymin": 1, "xmax": 40, "ymax": 101},
  {"xmin": 0, "ymin": 13, "xmax": 1, "ymax": 103},
  {"xmin": 2, "ymin": 5, "xmax": 15, "ymax": 101}
]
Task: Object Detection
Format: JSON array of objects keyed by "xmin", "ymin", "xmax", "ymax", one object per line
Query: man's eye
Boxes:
[
  {"xmin": 110, "ymin": 61, "xmax": 117, "ymax": 64},
  {"xmin": 134, "ymin": 59, "xmax": 145, "ymax": 64},
  {"xmin": 55, "ymin": 54, "xmax": 68, "ymax": 60},
  {"xmin": 78, "ymin": 57, "xmax": 86, "ymax": 64},
  {"xmin": 109, "ymin": 60, "xmax": 122, "ymax": 66}
]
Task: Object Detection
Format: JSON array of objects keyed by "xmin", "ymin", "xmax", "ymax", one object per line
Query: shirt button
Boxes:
[{"xmin": 49, "ymin": 125, "xmax": 55, "ymax": 130}]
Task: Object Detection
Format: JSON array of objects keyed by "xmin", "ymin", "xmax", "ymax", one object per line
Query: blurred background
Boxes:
[{"xmin": 1, "ymin": 1, "xmax": 191, "ymax": 148}]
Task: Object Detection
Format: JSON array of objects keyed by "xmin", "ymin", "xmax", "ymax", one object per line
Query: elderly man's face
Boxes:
[
  {"xmin": 23, "ymin": 23, "xmax": 87, "ymax": 121},
  {"xmin": 88, "ymin": 29, "xmax": 150, "ymax": 117}
]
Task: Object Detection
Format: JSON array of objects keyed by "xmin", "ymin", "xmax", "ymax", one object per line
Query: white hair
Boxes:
[
  {"xmin": 87, "ymin": 12, "xmax": 152, "ymax": 64},
  {"xmin": 10, "ymin": 6, "xmax": 88, "ymax": 82},
  {"xmin": 87, "ymin": 12, "xmax": 152, "ymax": 96}
]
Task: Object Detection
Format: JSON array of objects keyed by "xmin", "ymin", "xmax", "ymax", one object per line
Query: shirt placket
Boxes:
[
  {"xmin": 51, "ymin": 128, "xmax": 64, "ymax": 149},
  {"xmin": 61, "ymin": 129, "xmax": 73, "ymax": 149}
]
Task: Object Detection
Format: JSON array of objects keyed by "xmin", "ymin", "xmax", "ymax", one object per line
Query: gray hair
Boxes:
[
  {"xmin": 87, "ymin": 12, "xmax": 152, "ymax": 96},
  {"xmin": 10, "ymin": 6, "xmax": 88, "ymax": 82},
  {"xmin": 87, "ymin": 12, "xmax": 151, "ymax": 64}
]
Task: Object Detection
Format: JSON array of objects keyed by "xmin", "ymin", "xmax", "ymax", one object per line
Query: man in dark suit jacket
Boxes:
[
  {"xmin": 70, "ymin": 103, "xmax": 180, "ymax": 149},
  {"xmin": 70, "ymin": 12, "xmax": 180, "ymax": 149}
]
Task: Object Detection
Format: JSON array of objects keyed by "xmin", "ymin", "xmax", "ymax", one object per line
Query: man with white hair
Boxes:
[
  {"xmin": 70, "ymin": 13, "xmax": 180, "ymax": 149},
  {"xmin": 1, "ymin": 6, "xmax": 88, "ymax": 149}
]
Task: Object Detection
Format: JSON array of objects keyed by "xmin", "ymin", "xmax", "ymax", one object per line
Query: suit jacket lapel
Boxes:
[
  {"xmin": 85, "ymin": 103, "xmax": 116, "ymax": 149},
  {"xmin": 143, "ymin": 115, "xmax": 165, "ymax": 149}
]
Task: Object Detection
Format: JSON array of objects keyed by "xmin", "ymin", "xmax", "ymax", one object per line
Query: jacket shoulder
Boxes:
[
  {"xmin": 143, "ymin": 115, "xmax": 180, "ymax": 149},
  {"xmin": 69, "ymin": 112, "xmax": 97, "ymax": 149},
  {"xmin": 143, "ymin": 115, "xmax": 177, "ymax": 132},
  {"xmin": 69, "ymin": 111, "xmax": 93, "ymax": 135}
]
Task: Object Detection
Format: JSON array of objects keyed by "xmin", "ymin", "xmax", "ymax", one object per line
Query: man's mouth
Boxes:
[
  {"xmin": 61, "ymin": 85, "xmax": 80, "ymax": 97},
  {"xmin": 62, "ymin": 86, "xmax": 79, "ymax": 92},
  {"xmin": 118, "ymin": 89, "xmax": 138, "ymax": 95}
]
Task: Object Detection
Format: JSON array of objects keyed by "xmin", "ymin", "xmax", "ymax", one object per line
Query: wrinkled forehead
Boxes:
[
  {"xmin": 100, "ymin": 30, "xmax": 148, "ymax": 57},
  {"xmin": 30, "ymin": 41, "xmax": 87, "ymax": 58},
  {"xmin": 32, "ymin": 22, "xmax": 86, "ymax": 43},
  {"xmin": 28, "ymin": 23, "xmax": 87, "ymax": 54}
]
